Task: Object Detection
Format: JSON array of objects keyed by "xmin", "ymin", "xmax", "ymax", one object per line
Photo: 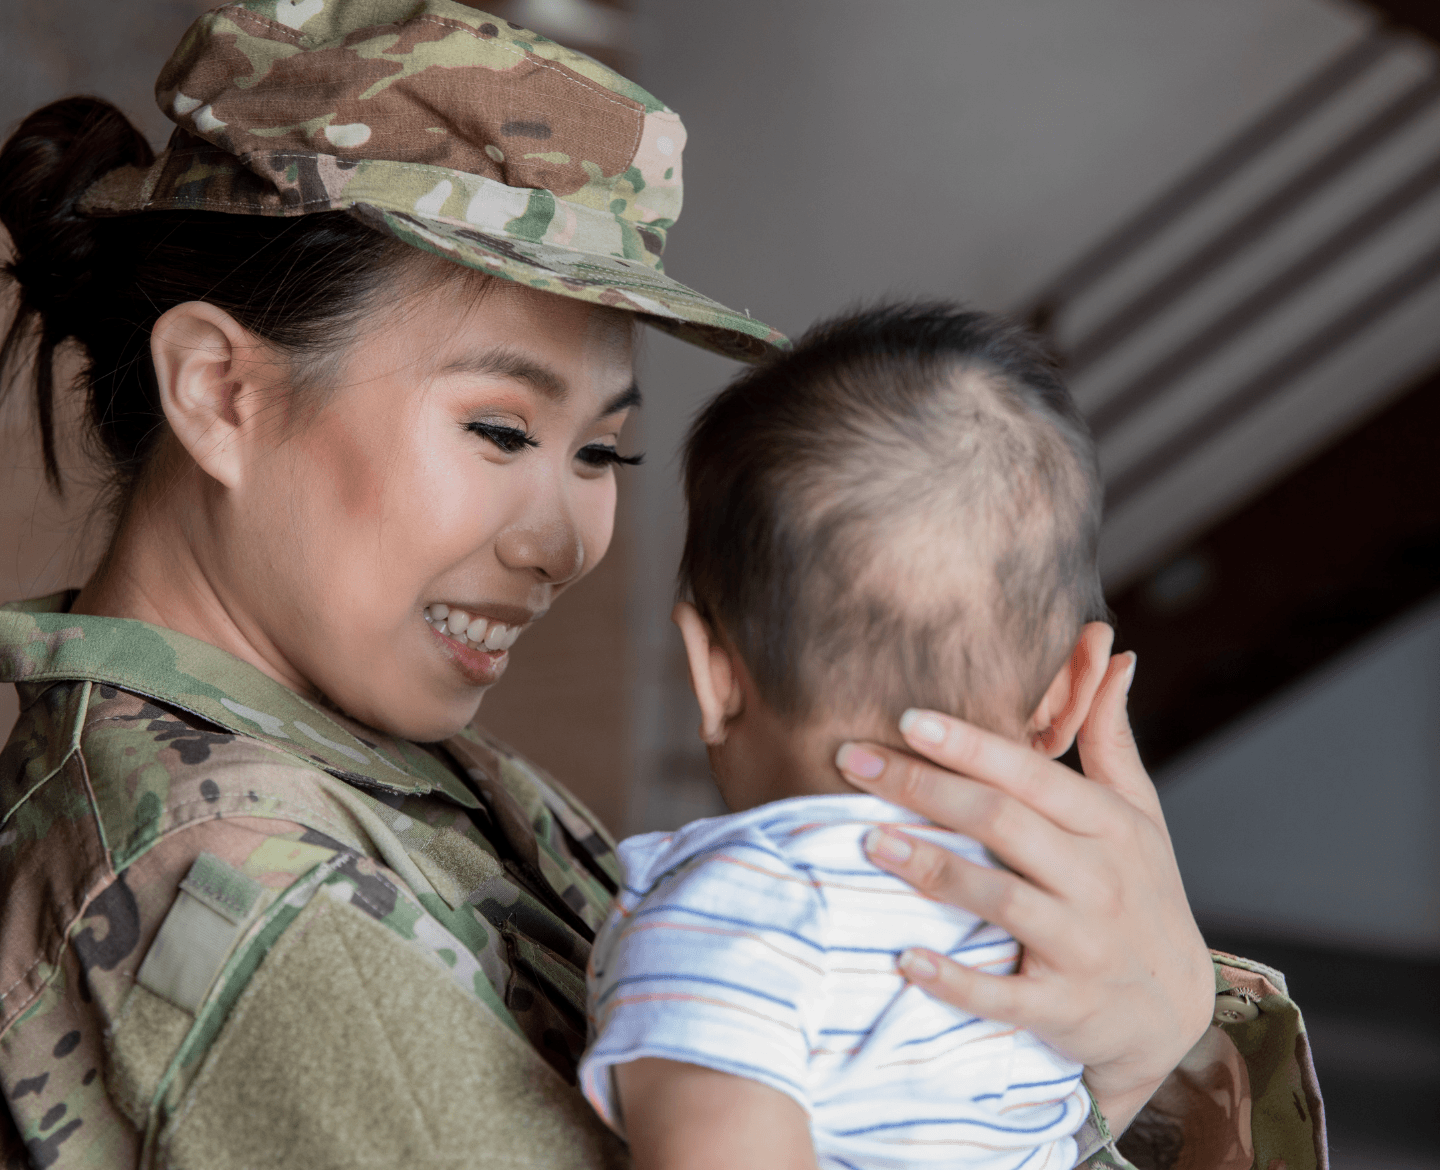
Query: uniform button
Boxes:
[{"xmin": 1213, "ymin": 993, "xmax": 1260, "ymax": 1024}]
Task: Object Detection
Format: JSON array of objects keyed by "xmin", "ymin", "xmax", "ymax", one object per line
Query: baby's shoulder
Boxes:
[
  {"xmin": 601, "ymin": 797, "xmax": 1011, "ymax": 979},
  {"xmin": 616, "ymin": 801, "xmax": 1002, "ymax": 916},
  {"xmin": 617, "ymin": 795, "xmax": 894, "ymax": 871},
  {"xmin": 619, "ymin": 794, "xmax": 992, "ymax": 900},
  {"xmin": 750, "ymin": 794, "xmax": 993, "ymax": 871}
]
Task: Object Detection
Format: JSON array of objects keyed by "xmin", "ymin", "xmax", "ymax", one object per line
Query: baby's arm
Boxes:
[{"xmin": 616, "ymin": 1058, "xmax": 818, "ymax": 1170}]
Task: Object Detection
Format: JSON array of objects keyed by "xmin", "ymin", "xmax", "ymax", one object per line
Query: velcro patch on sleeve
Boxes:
[{"xmin": 137, "ymin": 852, "xmax": 267, "ymax": 1015}]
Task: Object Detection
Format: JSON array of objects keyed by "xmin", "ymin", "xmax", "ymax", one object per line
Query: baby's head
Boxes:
[{"xmin": 674, "ymin": 302, "xmax": 1109, "ymax": 811}]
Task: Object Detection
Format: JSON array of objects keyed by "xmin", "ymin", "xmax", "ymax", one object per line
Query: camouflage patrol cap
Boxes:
[{"xmin": 79, "ymin": 0, "xmax": 785, "ymax": 361}]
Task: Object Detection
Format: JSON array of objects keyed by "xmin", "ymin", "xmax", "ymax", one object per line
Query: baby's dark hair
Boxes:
[{"xmin": 678, "ymin": 302, "xmax": 1106, "ymax": 730}]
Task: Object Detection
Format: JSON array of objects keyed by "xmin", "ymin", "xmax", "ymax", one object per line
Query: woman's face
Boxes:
[{"xmin": 224, "ymin": 275, "xmax": 638, "ymax": 741}]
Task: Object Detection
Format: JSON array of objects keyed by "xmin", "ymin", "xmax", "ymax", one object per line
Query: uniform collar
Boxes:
[{"xmin": 0, "ymin": 592, "xmax": 480, "ymax": 809}]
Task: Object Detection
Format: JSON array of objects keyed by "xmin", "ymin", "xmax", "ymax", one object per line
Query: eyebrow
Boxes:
[
  {"xmin": 601, "ymin": 383, "xmax": 643, "ymax": 417},
  {"xmin": 441, "ymin": 348, "xmax": 642, "ymax": 419},
  {"xmin": 442, "ymin": 348, "xmax": 567, "ymax": 400}
]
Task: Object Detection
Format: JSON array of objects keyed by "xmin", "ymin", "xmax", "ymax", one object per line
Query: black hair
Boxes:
[
  {"xmin": 0, "ymin": 97, "xmax": 417, "ymax": 500},
  {"xmin": 679, "ymin": 301, "xmax": 1107, "ymax": 728}
]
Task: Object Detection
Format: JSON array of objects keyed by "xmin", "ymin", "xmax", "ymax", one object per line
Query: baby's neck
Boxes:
[{"xmin": 711, "ymin": 706, "xmax": 907, "ymax": 812}]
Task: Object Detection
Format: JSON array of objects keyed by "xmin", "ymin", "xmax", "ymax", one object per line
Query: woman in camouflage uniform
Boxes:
[{"xmin": 0, "ymin": 3, "xmax": 1323, "ymax": 1168}]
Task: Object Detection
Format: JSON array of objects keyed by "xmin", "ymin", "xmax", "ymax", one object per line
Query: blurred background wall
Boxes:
[{"xmin": 3, "ymin": 1, "xmax": 1437, "ymax": 1165}]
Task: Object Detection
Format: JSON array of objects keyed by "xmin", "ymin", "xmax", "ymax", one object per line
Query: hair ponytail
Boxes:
[
  {"xmin": 1, "ymin": 98, "xmax": 154, "ymax": 490},
  {"xmin": 1, "ymin": 98, "xmax": 413, "ymax": 504}
]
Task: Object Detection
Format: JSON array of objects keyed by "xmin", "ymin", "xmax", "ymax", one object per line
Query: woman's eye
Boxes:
[
  {"xmin": 466, "ymin": 421, "xmax": 538, "ymax": 454},
  {"xmin": 577, "ymin": 443, "xmax": 644, "ymax": 469}
]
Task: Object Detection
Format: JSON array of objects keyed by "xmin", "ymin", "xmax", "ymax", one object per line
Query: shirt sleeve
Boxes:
[{"xmin": 579, "ymin": 832, "xmax": 830, "ymax": 1131}]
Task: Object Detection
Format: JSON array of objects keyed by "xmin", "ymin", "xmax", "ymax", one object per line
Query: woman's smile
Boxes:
[{"xmin": 423, "ymin": 601, "xmax": 533, "ymax": 685}]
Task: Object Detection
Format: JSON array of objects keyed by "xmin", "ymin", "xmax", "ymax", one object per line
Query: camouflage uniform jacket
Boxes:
[{"xmin": 0, "ymin": 594, "xmax": 1326, "ymax": 1169}]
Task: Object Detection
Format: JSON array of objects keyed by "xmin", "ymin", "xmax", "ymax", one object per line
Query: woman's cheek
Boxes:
[
  {"xmin": 290, "ymin": 400, "xmax": 388, "ymax": 524},
  {"xmin": 420, "ymin": 458, "xmax": 539, "ymax": 579}
]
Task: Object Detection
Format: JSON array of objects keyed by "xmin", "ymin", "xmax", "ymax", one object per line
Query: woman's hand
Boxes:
[{"xmin": 835, "ymin": 650, "xmax": 1215, "ymax": 1136}]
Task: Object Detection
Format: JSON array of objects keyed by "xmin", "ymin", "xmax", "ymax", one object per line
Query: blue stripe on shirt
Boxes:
[
  {"xmin": 596, "ymin": 972, "xmax": 799, "ymax": 1012},
  {"xmin": 971, "ymin": 1073, "xmax": 1081, "ymax": 1103},
  {"xmin": 626, "ymin": 903, "xmax": 828, "ymax": 952},
  {"xmin": 621, "ymin": 838, "xmax": 796, "ymax": 896},
  {"xmin": 834, "ymin": 1101, "xmax": 1073, "ymax": 1137},
  {"xmin": 896, "ymin": 1016, "xmax": 983, "ymax": 1047},
  {"xmin": 583, "ymin": 1041, "xmax": 808, "ymax": 1101},
  {"xmin": 1010, "ymin": 1146, "xmax": 1043, "ymax": 1170},
  {"xmin": 1007, "ymin": 1073, "xmax": 1085, "ymax": 1091}
]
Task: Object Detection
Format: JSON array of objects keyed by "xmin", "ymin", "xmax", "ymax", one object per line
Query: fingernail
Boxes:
[
  {"xmin": 899, "ymin": 708, "xmax": 946, "ymax": 745},
  {"xmin": 837, "ymin": 743, "xmax": 885, "ymax": 780},
  {"xmin": 1124, "ymin": 653, "xmax": 1138, "ymax": 695},
  {"xmin": 898, "ymin": 949, "xmax": 939, "ymax": 981},
  {"xmin": 864, "ymin": 827, "xmax": 913, "ymax": 864}
]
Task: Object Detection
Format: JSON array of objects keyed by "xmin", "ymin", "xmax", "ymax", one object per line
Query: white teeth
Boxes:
[{"xmin": 425, "ymin": 605, "xmax": 524, "ymax": 652}]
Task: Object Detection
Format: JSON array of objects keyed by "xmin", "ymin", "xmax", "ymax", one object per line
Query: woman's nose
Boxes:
[{"xmin": 494, "ymin": 516, "xmax": 585, "ymax": 584}]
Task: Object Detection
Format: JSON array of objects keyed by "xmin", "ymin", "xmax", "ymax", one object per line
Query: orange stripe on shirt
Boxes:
[
  {"xmin": 1000, "ymin": 1093, "xmax": 1076, "ymax": 1114},
  {"xmin": 618, "ymin": 920, "xmax": 826, "ymax": 975},
  {"xmin": 601, "ymin": 992, "xmax": 803, "ymax": 1034},
  {"xmin": 705, "ymin": 853, "xmax": 926, "ymax": 898}
]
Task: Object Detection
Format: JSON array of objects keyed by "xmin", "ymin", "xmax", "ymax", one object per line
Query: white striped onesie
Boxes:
[{"xmin": 579, "ymin": 794, "xmax": 1089, "ymax": 1170}]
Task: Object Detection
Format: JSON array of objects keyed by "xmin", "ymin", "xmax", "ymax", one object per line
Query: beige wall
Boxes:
[{"xmin": 0, "ymin": 0, "xmax": 635, "ymax": 832}]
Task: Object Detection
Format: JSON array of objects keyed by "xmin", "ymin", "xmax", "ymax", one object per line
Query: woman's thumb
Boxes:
[{"xmin": 1077, "ymin": 653, "xmax": 1161, "ymax": 819}]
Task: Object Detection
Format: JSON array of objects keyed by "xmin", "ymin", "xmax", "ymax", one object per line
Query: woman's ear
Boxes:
[
  {"xmin": 150, "ymin": 301, "xmax": 271, "ymax": 489},
  {"xmin": 1027, "ymin": 622, "xmax": 1116, "ymax": 758},
  {"xmin": 672, "ymin": 602, "xmax": 744, "ymax": 745}
]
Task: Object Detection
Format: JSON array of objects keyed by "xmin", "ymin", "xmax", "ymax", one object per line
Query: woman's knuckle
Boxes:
[
  {"xmin": 950, "ymin": 731, "xmax": 985, "ymax": 775},
  {"xmin": 976, "ymin": 791, "xmax": 1014, "ymax": 841},
  {"xmin": 910, "ymin": 845, "xmax": 951, "ymax": 893},
  {"xmin": 990, "ymin": 875, "xmax": 1021, "ymax": 921},
  {"xmin": 893, "ymin": 759, "xmax": 933, "ymax": 805},
  {"xmin": 931, "ymin": 954, "xmax": 967, "ymax": 990}
]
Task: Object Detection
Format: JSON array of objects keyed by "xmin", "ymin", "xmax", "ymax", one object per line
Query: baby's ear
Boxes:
[
  {"xmin": 1027, "ymin": 622, "xmax": 1116, "ymax": 758},
  {"xmin": 672, "ymin": 603, "xmax": 743, "ymax": 745}
]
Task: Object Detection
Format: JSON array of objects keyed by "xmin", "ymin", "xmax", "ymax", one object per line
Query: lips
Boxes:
[{"xmin": 423, "ymin": 603, "xmax": 529, "ymax": 687}]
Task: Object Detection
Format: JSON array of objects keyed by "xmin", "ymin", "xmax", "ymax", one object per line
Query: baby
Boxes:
[{"xmin": 578, "ymin": 303, "xmax": 1111, "ymax": 1170}]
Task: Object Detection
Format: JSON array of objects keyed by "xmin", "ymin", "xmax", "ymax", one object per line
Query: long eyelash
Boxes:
[
  {"xmin": 466, "ymin": 421, "xmax": 538, "ymax": 453},
  {"xmin": 579, "ymin": 445, "xmax": 644, "ymax": 468}
]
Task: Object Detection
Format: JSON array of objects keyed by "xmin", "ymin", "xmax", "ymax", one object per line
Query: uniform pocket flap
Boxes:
[{"xmin": 137, "ymin": 852, "xmax": 267, "ymax": 1014}]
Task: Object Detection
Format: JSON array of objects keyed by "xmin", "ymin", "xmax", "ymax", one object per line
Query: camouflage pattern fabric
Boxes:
[
  {"xmin": 1086, "ymin": 953, "xmax": 1328, "ymax": 1170},
  {"xmin": 0, "ymin": 593, "xmax": 1326, "ymax": 1169},
  {"xmin": 0, "ymin": 593, "xmax": 626, "ymax": 1168},
  {"xmin": 77, "ymin": 0, "xmax": 786, "ymax": 363}
]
